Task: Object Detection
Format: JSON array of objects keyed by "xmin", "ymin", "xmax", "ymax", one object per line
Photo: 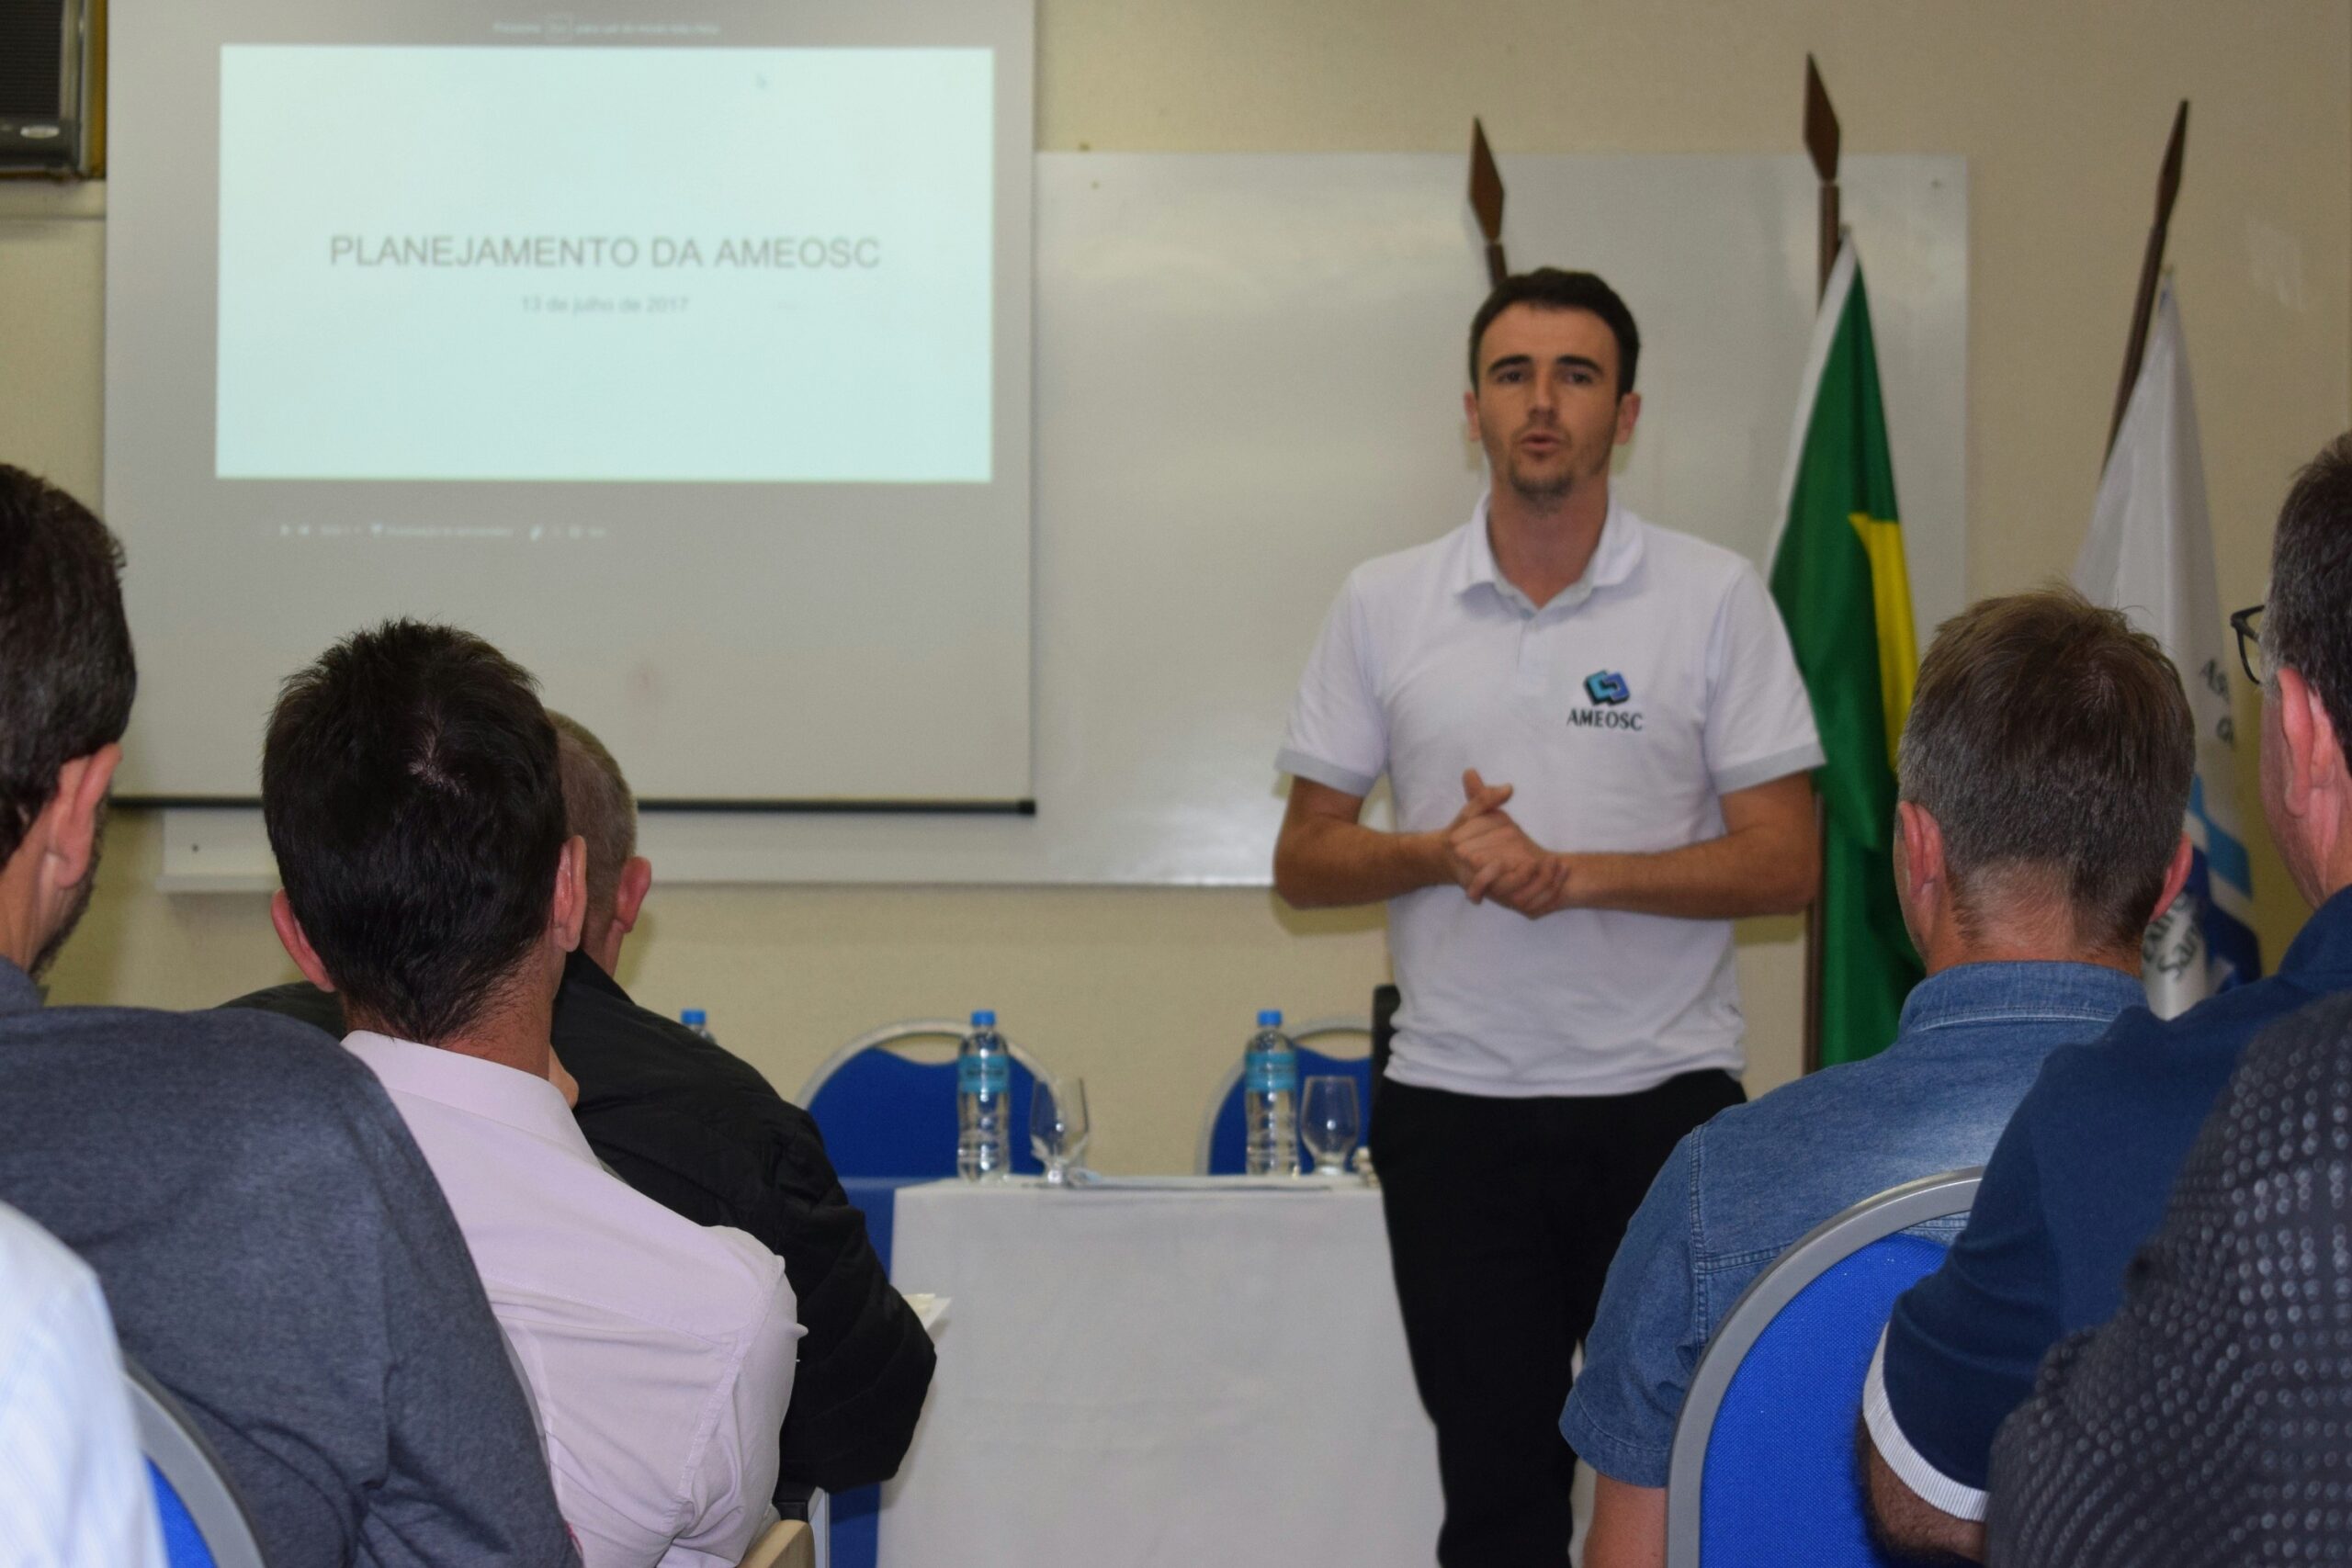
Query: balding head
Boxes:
[{"xmin": 547, "ymin": 712, "xmax": 651, "ymax": 976}]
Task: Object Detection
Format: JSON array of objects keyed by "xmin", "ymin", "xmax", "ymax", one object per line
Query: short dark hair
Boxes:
[
  {"xmin": 1467, "ymin": 268, "xmax": 1641, "ymax": 395},
  {"xmin": 548, "ymin": 712, "xmax": 635, "ymax": 927},
  {"xmin": 2268, "ymin": 434, "xmax": 2352, "ymax": 750},
  {"xmin": 0, "ymin": 467, "xmax": 135, "ymax": 868},
  {"xmin": 1897, "ymin": 587, "xmax": 2194, "ymax": 952},
  {"xmin": 263, "ymin": 621, "xmax": 566, "ymax": 1043}
]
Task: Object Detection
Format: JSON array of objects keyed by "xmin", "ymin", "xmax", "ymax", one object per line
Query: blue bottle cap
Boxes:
[
  {"xmin": 1258, "ymin": 1010, "xmax": 1283, "ymax": 1027},
  {"xmin": 971, "ymin": 1009, "xmax": 997, "ymax": 1027},
  {"xmin": 681, "ymin": 1008, "xmax": 707, "ymax": 1026}
]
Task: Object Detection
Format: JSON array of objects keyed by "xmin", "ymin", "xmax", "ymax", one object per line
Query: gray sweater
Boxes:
[{"xmin": 0, "ymin": 959, "xmax": 575, "ymax": 1568}]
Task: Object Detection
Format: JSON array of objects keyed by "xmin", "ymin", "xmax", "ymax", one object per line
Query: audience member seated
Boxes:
[
  {"xmin": 0, "ymin": 466, "xmax": 573, "ymax": 1567},
  {"xmin": 1561, "ymin": 587, "xmax": 2197, "ymax": 1568},
  {"xmin": 1861, "ymin": 433, "xmax": 2352, "ymax": 1559},
  {"xmin": 259, "ymin": 619, "xmax": 801, "ymax": 1568},
  {"xmin": 1984, "ymin": 990, "xmax": 2352, "ymax": 1566},
  {"xmin": 0, "ymin": 1198, "xmax": 164, "ymax": 1567},
  {"xmin": 230, "ymin": 712, "xmax": 934, "ymax": 1496}
]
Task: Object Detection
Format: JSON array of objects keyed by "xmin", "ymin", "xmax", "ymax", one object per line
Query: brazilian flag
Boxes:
[{"xmin": 1770, "ymin": 241, "xmax": 1924, "ymax": 1067}]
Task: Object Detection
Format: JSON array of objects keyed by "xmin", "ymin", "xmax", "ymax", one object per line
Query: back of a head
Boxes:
[
  {"xmin": 1897, "ymin": 587, "xmax": 2193, "ymax": 953},
  {"xmin": 0, "ymin": 467, "xmax": 135, "ymax": 867},
  {"xmin": 548, "ymin": 711, "xmax": 635, "ymax": 929},
  {"xmin": 262, "ymin": 620, "xmax": 565, "ymax": 1043},
  {"xmin": 2267, "ymin": 433, "xmax": 2352, "ymax": 755}
]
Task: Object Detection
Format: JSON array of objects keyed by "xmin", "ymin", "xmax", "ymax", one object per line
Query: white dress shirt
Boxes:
[
  {"xmin": 345, "ymin": 1032, "xmax": 800, "ymax": 1568},
  {"xmin": 0, "ymin": 1201, "xmax": 165, "ymax": 1568}
]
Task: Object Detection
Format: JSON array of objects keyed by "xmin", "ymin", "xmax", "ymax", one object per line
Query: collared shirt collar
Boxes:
[
  {"xmin": 0, "ymin": 959, "xmax": 39, "ymax": 1017},
  {"xmin": 343, "ymin": 1031, "xmax": 596, "ymax": 1164},
  {"xmin": 2279, "ymin": 884, "xmax": 2352, "ymax": 978},
  {"xmin": 561, "ymin": 946, "xmax": 630, "ymax": 1005},
  {"xmin": 1894, "ymin": 960, "xmax": 2146, "ymax": 1039},
  {"xmin": 1452, "ymin": 489, "xmax": 1645, "ymax": 617}
]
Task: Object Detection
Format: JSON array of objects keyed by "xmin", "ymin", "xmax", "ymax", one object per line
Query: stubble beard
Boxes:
[
  {"xmin": 1505, "ymin": 459, "xmax": 1577, "ymax": 510},
  {"xmin": 1501, "ymin": 438, "xmax": 1598, "ymax": 513}
]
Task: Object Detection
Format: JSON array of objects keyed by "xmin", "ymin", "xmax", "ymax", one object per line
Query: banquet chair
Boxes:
[
  {"xmin": 126, "ymin": 1357, "xmax": 268, "ymax": 1568},
  {"xmin": 799, "ymin": 1020, "xmax": 1050, "ymax": 1178},
  {"xmin": 1195, "ymin": 1017, "xmax": 1374, "ymax": 1174},
  {"xmin": 735, "ymin": 1517, "xmax": 815, "ymax": 1568},
  {"xmin": 1663, "ymin": 1168, "xmax": 1981, "ymax": 1568}
]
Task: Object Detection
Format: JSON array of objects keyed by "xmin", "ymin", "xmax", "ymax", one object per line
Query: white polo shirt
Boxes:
[{"xmin": 1279, "ymin": 494, "xmax": 1822, "ymax": 1098}]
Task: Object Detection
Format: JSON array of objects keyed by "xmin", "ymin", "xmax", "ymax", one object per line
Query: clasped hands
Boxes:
[{"xmin": 1442, "ymin": 769, "xmax": 1575, "ymax": 919}]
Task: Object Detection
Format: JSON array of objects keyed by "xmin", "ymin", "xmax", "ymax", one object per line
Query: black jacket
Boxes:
[{"xmin": 226, "ymin": 950, "xmax": 935, "ymax": 1495}]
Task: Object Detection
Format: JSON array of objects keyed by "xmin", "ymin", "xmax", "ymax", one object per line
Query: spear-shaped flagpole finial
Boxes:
[
  {"xmin": 2107, "ymin": 101, "xmax": 2190, "ymax": 458},
  {"xmin": 1469, "ymin": 118, "xmax": 1509, "ymax": 288},
  {"xmin": 1804, "ymin": 54, "xmax": 1842, "ymax": 302}
]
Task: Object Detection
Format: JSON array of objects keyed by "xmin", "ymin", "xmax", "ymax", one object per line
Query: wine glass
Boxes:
[
  {"xmin": 1031, "ymin": 1077, "xmax": 1090, "ymax": 1185},
  {"xmin": 1301, "ymin": 1076, "xmax": 1361, "ymax": 1177}
]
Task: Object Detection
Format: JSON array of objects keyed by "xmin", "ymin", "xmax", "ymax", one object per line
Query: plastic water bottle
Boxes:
[
  {"xmin": 956, "ymin": 1010, "xmax": 1012, "ymax": 1181},
  {"xmin": 1244, "ymin": 1010, "xmax": 1300, "ymax": 1177},
  {"xmin": 681, "ymin": 1008, "xmax": 716, "ymax": 1043}
]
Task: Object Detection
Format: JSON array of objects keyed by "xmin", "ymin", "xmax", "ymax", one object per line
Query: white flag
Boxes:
[{"xmin": 2074, "ymin": 283, "xmax": 2260, "ymax": 1017}]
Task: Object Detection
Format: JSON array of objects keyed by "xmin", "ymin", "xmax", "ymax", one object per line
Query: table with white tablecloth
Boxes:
[{"xmin": 876, "ymin": 1177, "xmax": 1443, "ymax": 1567}]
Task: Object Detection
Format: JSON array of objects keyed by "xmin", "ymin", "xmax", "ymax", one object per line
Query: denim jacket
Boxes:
[{"xmin": 1558, "ymin": 960, "xmax": 2144, "ymax": 1487}]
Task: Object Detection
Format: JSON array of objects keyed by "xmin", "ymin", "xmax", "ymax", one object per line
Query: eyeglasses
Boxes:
[{"xmin": 2229, "ymin": 604, "xmax": 2267, "ymax": 687}]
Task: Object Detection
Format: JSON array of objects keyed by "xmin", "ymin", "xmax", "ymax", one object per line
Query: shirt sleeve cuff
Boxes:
[
  {"xmin": 1558, "ymin": 1393, "xmax": 1672, "ymax": 1488},
  {"xmin": 1862, "ymin": 1327, "xmax": 1987, "ymax": 1523},
  {"xmin": 1276, "ymin": 748, "xmax": 1378, "ymax": 799},
  {"xmin": 1713, "ymin": 741, "xmax": 1826, "ymax": 798}
]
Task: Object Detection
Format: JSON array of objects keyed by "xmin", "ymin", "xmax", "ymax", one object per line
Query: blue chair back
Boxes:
[
  {"xmin": 149, "ymin": 1461, "xmax": 217, "ymax": 1568},
  {"xmin": 1200, "ymin": 1038, "xmax": 1374, "ymax": 1175},
  {"xmin": 126, "ymin": 1359, "xmax": 267, "ymax": 1568},
  {"xmin": 1665, "ymin": 1169, "xmax": 1979, "ymax": 1568},
  {"xmin": 805, "ymin": 1027, "xmax": 1045, "ymax": 1179}
]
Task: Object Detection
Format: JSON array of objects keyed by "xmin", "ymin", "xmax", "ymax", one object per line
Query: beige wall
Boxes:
[{"xmin": 5, "ymin": 1, "xmax": 2347, "ymax": 1173}]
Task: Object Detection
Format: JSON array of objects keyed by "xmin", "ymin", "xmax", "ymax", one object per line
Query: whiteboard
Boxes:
[{"xmin": 159, "ymin": 151, "xmax": 1966, "ymax": 889}]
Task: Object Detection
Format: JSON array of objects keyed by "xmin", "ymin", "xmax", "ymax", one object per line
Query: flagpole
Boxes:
[
  {"xmin": 1801, "ymin": 55, "xmax": 1841, "ymax": 1073},
  {"xmin": 1805, "ymin": 56, "xmax": 1840, "ymax": 303},
  {"xmin": 1468, "ymin": 118, "xmax": 1509, "ymax": 287},
  {"xmin": 2107, "ymin": 102, "xmax": 2188, "ymax": 459}
]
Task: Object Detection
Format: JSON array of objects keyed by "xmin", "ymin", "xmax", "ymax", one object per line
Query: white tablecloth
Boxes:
[{"xmin": 877, "ymin": 1178, "xmax": 1443, "ymax": 1566}]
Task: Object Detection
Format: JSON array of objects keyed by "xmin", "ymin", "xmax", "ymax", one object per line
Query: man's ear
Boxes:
[
  {"xmin": 2277, "ymin": 667, "xmax": 2338, "ymax": 816},
  {"xmin": 1614, "ymin": 389, "xmax": 1643, "ymax": 446},
  {"xmin": 269, "ymin": 888, "xmax": 337, "ymax": 994},
  {"xmin": 612, "ymin": 854, "xmax": 651, "ymax": 940},
  {"xmin": 2153, "ymin": 831, "xmax": 2195, "ymax": 922},
  {"xmin": 40, "ymin": 744, "xmax": 119, "ymax": 890},
  {"xmin": 551, "ymin": 835, "xmax": 587, "ymax": 953},
  {"xmin": 1895, "ymin": 800, "xmax": 1943, "ymax": 905}
]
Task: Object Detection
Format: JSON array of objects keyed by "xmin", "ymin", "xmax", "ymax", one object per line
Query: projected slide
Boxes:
[{"xmin": 216, "ymin": 46, "xmax": 993, "ymax": 483}]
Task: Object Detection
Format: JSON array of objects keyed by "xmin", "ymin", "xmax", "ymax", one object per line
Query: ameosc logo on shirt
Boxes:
[{"xmin": 1572, "ymin": 670, "xmax": 1645, "ymax": 731}]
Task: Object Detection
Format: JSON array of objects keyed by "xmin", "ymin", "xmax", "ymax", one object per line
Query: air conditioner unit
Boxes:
[{"xmin": 0, "ymin": 0, "xmax": 99, "ymax": 176}]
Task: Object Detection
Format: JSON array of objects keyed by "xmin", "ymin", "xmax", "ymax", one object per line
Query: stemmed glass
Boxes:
[
  {"xmin": 1301, "ymin": 1076, "xmax": 1361, "ymax": 1177},
  {"xmin": 1031, "ymin": 1077, "xmax": 1090, "ymax": 1185}
]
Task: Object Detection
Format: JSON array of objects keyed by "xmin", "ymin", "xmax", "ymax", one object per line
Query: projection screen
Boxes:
[{"xmin": 107, "ymin": 0, "xmax": 1035, "ymax": 806}]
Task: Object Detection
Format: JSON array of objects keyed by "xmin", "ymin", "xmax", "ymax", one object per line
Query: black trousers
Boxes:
[{"xmin": 1371, "ymin": 1069, "xmax": 1746, "ymax": 1566}]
